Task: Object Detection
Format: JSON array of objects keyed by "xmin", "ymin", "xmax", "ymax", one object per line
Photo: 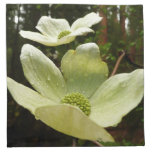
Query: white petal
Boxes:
[
  {"xmin": 90, "ymin": 69, "xmax": 144, "ymax": 127},
  {"xmin": 55, "ymin": 28, "xmax": 94, "ymax": 46},
  {"xmin": 71, "ymin": 12, "xmax": 102, "ymax": 31},
  {"xmin": 56, "ymin": 35, "xmax": 76, "ymax": 46},
  {"xmin": 36, "ymin": 16, "xmax": 70, "ymax": 38},
  {"xmin": 19, "ymin": 30, "xmax": 58, "ymax": 46},
  {"xmin": 35, "ymin": 104, "xmax": 114, "ymax": 142},
  {"xmin": 7, "ymin": 77, "xmax": 57, "ymax": 115},
  {"xmin": 69, "ymin": 27, "xmax": 94, "ymax": 36},
  {"xmin": 61, "ymin": 43, "xmax": 108, "ymax": 98},
  {"xmin": 20, "ymin": 44, "xmax": 67, "ymax": 102}
]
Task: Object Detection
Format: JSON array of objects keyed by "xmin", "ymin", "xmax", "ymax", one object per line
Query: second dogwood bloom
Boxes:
[{"xmin": 20, "ymin": 12, "xmax": 102, "ymax": 46}]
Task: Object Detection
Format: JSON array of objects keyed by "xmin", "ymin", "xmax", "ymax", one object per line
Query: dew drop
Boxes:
[
  {"xmin": 47, "ymin": 76, "xmax": 50, "ymax": 81},
  {"xmin": 35, "ymin": 116, "xmax": 39, "ymax": 120},
  {"xmin": 120, "ymin": 82, "xmax": 127, "ymax": 88},
  {"xmin": 82, "ymin": 90, "xmax": 86, "ymax": 94},
  {"xmin": 20, "ymin": 55, "xmax": 27, "ymax": 60},
  {"xmin": 30, "ymin": 52, "xmax": 33, "ymax": 57},
  {"xmin": 30, "ymin": 80, "xmax": 34, "ymax": 85}
]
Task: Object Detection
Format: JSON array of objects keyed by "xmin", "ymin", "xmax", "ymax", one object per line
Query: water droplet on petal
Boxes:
[
  {"xmin": 30, "ymin": 52, "xmax": 33, "ymax": 57},
  {"xmin": 30, "ymin": 80, "xmax": 34, "ymax": 85},
  {"xmin": 47, "ymin": 76, "xmax": 50, "ymax": 81},
  {"xmin": 82, "ymin": 90, "xmax": 85, "ymax": 94},
  {"xmin": 120, "ymin": 82, "xmax": 127, "ymax": 88},
  {"xmin": 35, "ymin": 115, "xmax": 39, "ymax": 120},
  {"xmin": 20, "ymin": 55, "xmax": 27, "ymax": 60}
]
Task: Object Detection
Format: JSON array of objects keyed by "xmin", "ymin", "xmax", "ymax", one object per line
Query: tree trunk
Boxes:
[
  {"xmin": 129, "ymin": 7, "xmax": 136, "ymax": 62},
  {"xmin": 112, "ymin": 6, "xmax": 118, "ymax": 24},
  {"xmin": 120, "ymin": 5, "xmax": 126, "ymax": 41},
  {"xmin": 11, "ymin": 4, "xmax": 21, "ymax": 80},
  {"xmin": 98, "ymin": 5, "xmax": 108, "ymax": 45},
  {"xmin": 130, "ymin": 28, "xmax": 136, "ymax": 62}
]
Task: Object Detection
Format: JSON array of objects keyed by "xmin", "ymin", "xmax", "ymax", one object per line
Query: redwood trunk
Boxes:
[{"xmin": 98, "ymin": 5, "xmax": 108, "ymax": 45}]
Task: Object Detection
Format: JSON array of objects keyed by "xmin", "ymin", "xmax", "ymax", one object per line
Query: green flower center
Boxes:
[
  {"xmin": 58, "ymin": 30, "xmax": 71, "ymax": 39},
  {"xmin": 61, "ymin": 93, "xmax": 91, "ymax": 116}
]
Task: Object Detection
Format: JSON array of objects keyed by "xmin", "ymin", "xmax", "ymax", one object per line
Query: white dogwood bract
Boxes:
[
  {"xmin": 7, "ymin": 43, "xmax": 144, "ymax": 142},
  {"xmin": 19, "ymin": 12, "xmax": 102, "ymax": 46}
]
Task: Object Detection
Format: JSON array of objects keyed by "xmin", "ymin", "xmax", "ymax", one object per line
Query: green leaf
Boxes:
[
  {"xmin": 35, "ymin": 104, "xmax": 114, "ymax": 142},
  {"xmin": 90, "ymin": 69, "xmax": 144, "ymax": 127},
  {"xmin": 61, "ymin": 43, "xmax": 109, "ymax": 98},
  {"xmin": 20, "ymin": 44, "xmax": 67, "ymax": 102}
]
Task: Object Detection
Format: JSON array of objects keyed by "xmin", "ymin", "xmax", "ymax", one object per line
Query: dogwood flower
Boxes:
[
  {"xmin": 19, "ymin": 12, "xmax": 102, "ymax": 46},
  {"xmin": 7, "ymin": 43, "xmax": 144, "ymax": 142}
]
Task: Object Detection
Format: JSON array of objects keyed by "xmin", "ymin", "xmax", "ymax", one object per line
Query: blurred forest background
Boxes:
[{"xmin": 7, "ymin": 4, "xmax": 144, "ymax": 147}]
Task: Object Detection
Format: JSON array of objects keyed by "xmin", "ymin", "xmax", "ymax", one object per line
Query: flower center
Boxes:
[
  {"xmin": 61, "ymin": 93, "xmax": 91, "ymax": 116},
  {"xmin": 58, "ymin": 30, "xmax": 71, "ymax": 39}
]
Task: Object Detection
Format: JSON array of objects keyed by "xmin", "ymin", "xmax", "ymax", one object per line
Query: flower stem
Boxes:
[
  {"xmin": 91, "ymin": 140, "xmax": 103, "ymax": 146},
  {"xmin": 110, "ymin": 50, "xmax": 125, "ymax": 77},
  {"xmin": 72, "ymin": 138, "xmax": 77, "ymax": 146}
]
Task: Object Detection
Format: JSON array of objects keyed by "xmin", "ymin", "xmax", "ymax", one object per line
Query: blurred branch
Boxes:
[
  {"xmin": 72, "ymin": 138, "xmax": 77, "ymax": 147},
  {"xmin": 125, "ymin": 54, "xmax": 143, "ymax": 68},
  {"xmin": 91, "ymin": 140, "xmax": 103, "ymax": 146},
  {"xmin": 110, "ymin": 50, "xmax": 125, "ymax": 77}
]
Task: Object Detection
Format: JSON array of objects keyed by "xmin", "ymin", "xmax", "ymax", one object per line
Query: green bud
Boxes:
[
  {"xmin": 61, "ymin": 92, "xmax": 91, "ymax": 116},
  {"xmin": 58, "ymin": 30, "xmax": 71, "ymax": 39}
]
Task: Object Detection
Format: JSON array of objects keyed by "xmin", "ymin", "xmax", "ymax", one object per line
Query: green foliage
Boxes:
[
  {"xmin": 7, "ymin": 47, "xmax": 13, "ymax": 75},
  {"xmin": 100, "ymin": 139, "xmax": 144, "ymax": 146}
]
